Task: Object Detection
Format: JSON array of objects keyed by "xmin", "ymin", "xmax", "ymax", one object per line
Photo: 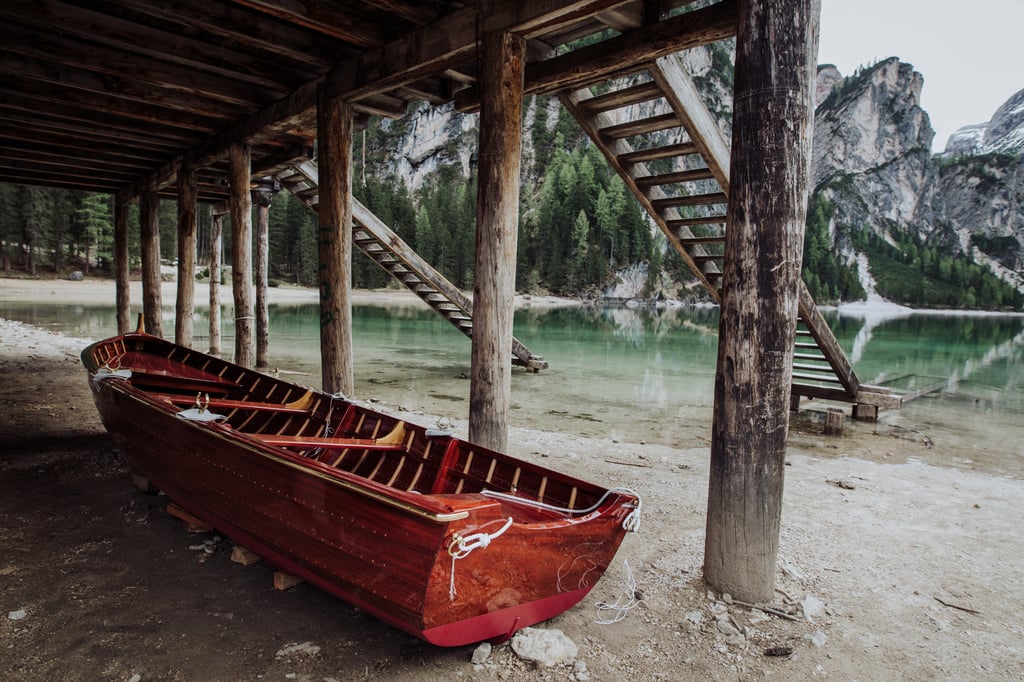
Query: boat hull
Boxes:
[{"xmin": 83, "ymin": 334, "xmax": 636, "ymax": 646}]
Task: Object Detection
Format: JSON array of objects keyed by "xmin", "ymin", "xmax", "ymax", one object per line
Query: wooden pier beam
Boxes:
[
  {"xmin": 209, "ymin": 206, "xmax": 224, "ymax": 356},
  {"xmin": 704, "ymin": 0, "xmax": 821, "ymax": 603},
  {"xmin": 139, "ymin": 190, "xmax": 162, "ymax": 337},
  {"xmin": 175, "ymin": 167, "xmax": 198, "ymax": 348},
  {"xmin": 230, "ymin": 142, "xmax": 255, "ymax": 368},
  {"xmin": 468, "ymin": 28, "xmax": 525, "ymax": 452},
  {"xmin": 316, "ymin": 89, "xmax": 355, "ymax": 397},
  {"xmin": 114, "ymin": 200, "xmax": 131, "ymax": 334},
  {"xmin": 254, "ymin": 187, "xmax": 273, "ymax": 369}
]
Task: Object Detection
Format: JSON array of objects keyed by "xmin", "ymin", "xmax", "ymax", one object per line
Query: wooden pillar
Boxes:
[
  {"xmin": 114, "ymin": 201, "xmax": 131, "ymax": 334},
  {"xmin": 175, "ymin": 167, "xmax": 198, "ymax": 348},
  {"xmin": 704, "ymin": 0, "xmax": 821, "ymax": 602},
  {"xmin": 254, "ymin": 188, "xmax": 273, "ymax": 369},
  {"xmin": 316, "ymin": 89, "xmax": 354, "ymax": 396},
  {"xmin": 139, "ymin": 190, "xmax": 162, "ymax": 337},
  {"xmin": 209, "ymin": 206, "xmax": 224, "ymax": 356},
  {"xmin": 468, "ymin": 29, "xmax": 525, "ymax": 451},
  {"xmin": 230, "ymin": 142, "xmax": 255, "ymax": 368}
]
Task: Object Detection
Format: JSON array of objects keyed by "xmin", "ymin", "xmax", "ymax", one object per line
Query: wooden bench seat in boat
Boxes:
[
  {"xmin": 127, "ymin": 369, "xmax": 238, "ymax": 395},
  {"xmin": 153, "ymin": 391, "xmax": 316, "ymax": 415}
]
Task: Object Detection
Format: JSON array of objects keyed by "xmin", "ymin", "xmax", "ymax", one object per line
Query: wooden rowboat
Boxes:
[{"xmin": 82, "ymin": 331, "xmax": 640, "ymax": 646}]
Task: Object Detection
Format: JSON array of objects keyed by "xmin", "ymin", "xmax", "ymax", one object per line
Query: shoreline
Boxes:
[{"xmin": 3, "ymin": 275, "xmax": 1021, "ymax": 316}]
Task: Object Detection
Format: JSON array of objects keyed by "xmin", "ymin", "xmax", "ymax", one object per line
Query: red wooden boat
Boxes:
[{"xmin": 82, "ymin": 331, "xmax": 640, "ymax": 646}]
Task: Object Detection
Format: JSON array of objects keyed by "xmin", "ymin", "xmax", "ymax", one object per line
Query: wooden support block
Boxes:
[
  {"xmin": 131, "ymin": 473, "xmax": 157, "ymax": 494},
  {"xmin": 230, "ymin": 545, "xmax": 261, "ymax": 566},
  {"xmin": 852, "ymin": 403, "xmax": 879, "ymax": 422},
  {"xmin": 273, "ymin": 571, "xmax": 305, "ymax": 591},
  {"xmin": 823, "ymin": 408, "xmax": 845, "ymax": 436},
  {"xmin": 166, "ymin": 502, "xmax": 212, "ymax": 533}
]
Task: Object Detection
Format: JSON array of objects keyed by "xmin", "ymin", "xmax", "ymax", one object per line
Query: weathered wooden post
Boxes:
[
  {"xmin": 114, "ymin": 201, "xmax": 131, "ymax": 334},
  {"xmin": 254, "ymin": 186, "xmax": 273, "ymax": 369},
  {"xmin": 139, "ymin": 190, "xmax": 162, "ymax": 337},
  {"xmin": 704, "ymin": 0, "xmax": 821, "ymax": 602},
  {"xmin": 175, "ymin": 167, "xmax": 198, "ymax": 348},
  {"xmin": 468, "ymin": 28, "xmax": 525, "ymax": 451},
  {"xmin": 209, "ymin": 205, "xmax": 224, "ymax": 356},
  {"xmin": 230, "ymin": 142, "xmax": 255, "ymax": 368},
  {"xmin": 316, "ymin": 89, "xmax": 355, "ymax": 397}
]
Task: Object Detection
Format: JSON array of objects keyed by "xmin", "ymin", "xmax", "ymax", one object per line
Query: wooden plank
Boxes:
[
  {"xmin": 153, "ymin": 394, "xmax": 310, "ymax": 414},
  {"xmin": 131, "ymin": 473, "xmax": 156, "ymax": 493},
  {"xmin": 650, "ymin": 55, "xmax": 733, "ymax": 191},
  {"xmin": 651, "ymin": 192, "xmax": 727, "ymax": 210},
  {"xmin": 253, "ymin": 434, "xmax": 404, "ymax": 451},
  {"xmin": 635, "ymin": 167, "xmax": 715, "ymax": 188},
  {"xmin": 796, "ymin": 291, "xmax": 860, "ymax": 396},
  {"xmin": 230, "ymin": 545, "xmax": 262, "ymax": 566},
  {"xmin": 468, "ymin": 29, "xmax": 525, "ymax": 452},
  {"xmin": 166, "ymin": 502, "xmax": 212, "ymax": 533},
  {"xmin": 273, "ymin": 571, "xmax": 305, "ymax": 591},
  {"xmin": 600, "ymin": 112, "xmax": 681, "ymax": 139},
  {"xmin": 618, "ymin": 142, "xmax": 699, "ymax": 164},
  {"xmin": 2, "ymin": 23, "xmax": 287, "ymax": 107},
  {"xmin": 0, "ymin": 0, "xmax": 314, "ymax": 88},
  {"xmin": 580, "ymin": 80, "xmax": 664, "ymax": 113},
  {"xmin": 456, "ymin": 0, "xmax": 738, "ymax": 108}
]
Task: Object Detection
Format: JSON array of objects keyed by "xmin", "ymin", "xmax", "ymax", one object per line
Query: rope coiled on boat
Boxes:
[{"xmin": 446, "ymin": 516, "xmax": 513, "ymax": 601}]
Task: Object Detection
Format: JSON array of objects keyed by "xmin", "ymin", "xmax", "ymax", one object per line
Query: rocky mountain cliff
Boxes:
[
  {"xmin": 812, "ymin": 59, "xmax": 940, "ymax": 243},
  {"xmin": 812, "ymin": 60, "xmax": 1023, "ymax": 299},
  {"xmin": 358, "ymin": 52, "xmax": 1022, "ymax": 306},
  {"xmin": 943, "ymin": 88, "xmax": 1024, "ymax": 158}
]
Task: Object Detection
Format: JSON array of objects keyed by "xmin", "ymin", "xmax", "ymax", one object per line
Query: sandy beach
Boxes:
[
  {"xmin": 0, "ymin": 275, "xmax": 580, "ymax": 310},
  {"xmin": 2, "ymin": 278, "xmax": 1023, "ymax": 680}
]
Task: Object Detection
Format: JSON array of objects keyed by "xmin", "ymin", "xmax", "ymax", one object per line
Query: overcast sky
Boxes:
[{"xmin": 817, "ymin": 0, "xmax": 1024, "ymax": 152}]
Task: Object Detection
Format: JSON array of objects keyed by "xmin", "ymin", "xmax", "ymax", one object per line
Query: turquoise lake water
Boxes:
[{"xmin": 3, "ymin": 299, "xmax": 1022, "ymax": 473}]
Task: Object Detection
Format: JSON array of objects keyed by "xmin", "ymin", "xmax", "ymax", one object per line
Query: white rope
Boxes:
[
  {"xmin": 481, "ymin": 487, "xmax": 642, "ymax": 533},
  {"xmin": 92, "ymin": 367, "xmax": 132, "ymax": 383},
  {"xmin": 447, "ymin": 517, "xmax": 513, "ymax": 601},
  {"xmin": 595, "ymin": 558, "xmax": 641, "ymax": 625}
]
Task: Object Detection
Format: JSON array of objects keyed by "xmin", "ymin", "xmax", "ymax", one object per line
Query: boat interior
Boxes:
[{"xmin": 88, "ymin": 335, "xmax": 618, "ymax": 520}]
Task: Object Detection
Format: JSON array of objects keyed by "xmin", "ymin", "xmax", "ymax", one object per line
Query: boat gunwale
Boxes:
[{"xmin": 83, "ymin": 335, "xmax": 637, "ymax": 528}]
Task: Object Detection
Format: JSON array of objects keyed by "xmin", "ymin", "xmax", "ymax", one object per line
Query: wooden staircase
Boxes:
[
  {"xmin": 274, "ymin": 159, "xmax": 548, "ymax": 371},
  {"xmin": 560, "ymin": 54, "xmax": 897, "ymax": 411}
]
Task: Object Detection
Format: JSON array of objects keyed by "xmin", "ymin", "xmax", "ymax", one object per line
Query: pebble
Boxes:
[
  {"xmin": 274, "ymin": 641, "xmax": 321, "ymax": 658},
  {"xmin": 801, "ymin": 594, "xmax": 825, "ymax": 622},
  {"xmin": 127, "ymin": 675, "xmax": 141, "ymax": 682},
  {"xmin": 716, "ymin": 617, "xmax": 740, "ymax": 636},
  {"xmin": 684, "ymin": 610, "xmax": 704, "ymax": 625},
  {"xmin": 806, "ymin": 630, "xmax": 828, "ymax": 647},
  {"xmin": 471, "ymin": 642, "xmax": 492, "ymax": 665},
  {"xmin": 511, "ymin": 627, "xmax": 578, "ymax": 668},
  {"xmin": 8, "ymin": 609, "xmax": 27, "ymax": 621}
]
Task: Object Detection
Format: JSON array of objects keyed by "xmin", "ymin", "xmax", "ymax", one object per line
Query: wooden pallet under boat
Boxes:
[{"xmin": 82, "ymin": 332, "xmax": 639, "ymax": 646}]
